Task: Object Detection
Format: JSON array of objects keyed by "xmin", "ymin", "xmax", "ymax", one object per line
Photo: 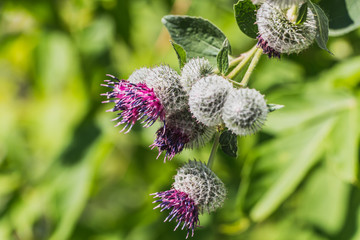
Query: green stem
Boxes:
[
  {"xmin": 207, "ymin": 131, "xmax": 221, "ymax": 169},
  {"xmin": 240, "ymin": 48, "xmax": 263, "ymax": 87},
  {"xmin": 228, "ymin": 78, "xmax": 244, "ymax": 87},
  {"xmin": 228, "ymin": 54, "xmax": 245, "ymax": 69},
  {"xmin": 226, "ymin": 45, "xmax": 258, "ymax": 80}
]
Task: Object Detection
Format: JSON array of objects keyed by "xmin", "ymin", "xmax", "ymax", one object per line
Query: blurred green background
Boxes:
[{"xmin": 1, "ymin": 0, "xmax": 360, "ymax": 239}]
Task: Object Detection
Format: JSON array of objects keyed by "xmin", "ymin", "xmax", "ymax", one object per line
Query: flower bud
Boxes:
[
  {"xmin": 152, "ymin": 160, "xmax": 226, "ymax": 238},
  {"xmin": 189, "ymin": 75, "xmax": 232, "ymax": 127},
  {"xmin": 173, "ymin": 160, "xmax": 226, "ymax": 213},
  {"xmin": 127, "ymin": 67, "xmax": 153, "ymax": 84},
  {"xmin": 180, "ymin": 58, "xmax": 213, "ymax": 93},
  {"xmin": 146, "ymin": 65, "xmax": 188, "ymax": 115},
  {"xmin": 222, "ymin": 88, "xmax": 267, "ymax": 136},
  {"xmin": 151, "ymin": 109, "xmax": 216, "ymax": 161},
  {"xmin": 271, "ymin": 0, "xmax": 305, "ymax": 9},
  {"xmin": 256, "ymin": 0, "xmax": 317, "ymax": 55}
]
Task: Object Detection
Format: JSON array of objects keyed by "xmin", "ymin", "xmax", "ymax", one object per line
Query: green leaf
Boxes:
[
  {"xmin": 249, "ymin": 117, "xmax": 335, "ymax": 221},
  {"xmin": 233, "ymin": 0, "xmax": 259, "ymax": 39},
  {"xmin": 299, "ymin": 166, "xmax": 351, "ymax": 234},
  {"xmin": 307, "ymin": 0, "xmax": 332, "ymax": 54},
  {"xmin": 162, "ymin": 15, "xmax": 229, "ymax": 66},
  {"xmin": 267, "ymin": 104, "xmax": 284, "ymax": 113},
  {"xmin": 326, "ymin": 103, "xmax": 359, "ymax": 184},
  {"xmin": 320, "ymin": 0, "xmax": 360, "ymax": 36},
  {"xmin": 170, "ymin": 41, "xmax": 187, "ymax": 69},
  {"xmin": 264, "ymin": 90, "xmax": 353, "ymax": 134},
  {"xmin": 219, "ymin": 130, "xmax": 238, "ymax": 158},
  {"xmin": 296, "ymin": 2, "xmax": 308, "ymax": 25},
  {"xmin": 216, "ymin": 39, "xmax": 231, "ymax": 74}
]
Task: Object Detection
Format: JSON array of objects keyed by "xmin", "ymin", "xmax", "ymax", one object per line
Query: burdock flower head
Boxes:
[
  {"xmin": 256, "ymin": 0, "xmax": 317, "ymax": 57},
  {"xmin": 131, "ymin": 65, "xmax": 188, "ymax": 115},
  {"xmin": 189, "ymin": 75, "xmax": 232, "ymax": 127},
  {"xmin": 152, "ymin": 160, "xmax": 226, "ymax": 238},
  {"xmin": 101, "ymin": 65, "xmax": 188, "ymax": 133},
  {"xmin": 101, "ymin": 74, "xmax": 165, "ymax": 132},
  {"xmin": 222, "ymin": 88, "xmax": 268, "ymax": 136},
  {"xmin": 252, "ymin": 0, "xmax": 305, "ymax": 8},
  {"xmin": 180, "ymin": 57, "xmax": 213, "ymax": 94},
  {"xmin": 151, "ymin": 109, "xmax": 216, "ymax": 161}
]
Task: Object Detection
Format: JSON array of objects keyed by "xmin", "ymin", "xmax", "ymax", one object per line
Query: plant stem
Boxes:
[
  {"xmin": 228, "ymin": 79, "xmax": 244, "ymax": 88},
  {"xmin": 213, "ymin": 54, "xmax": 246, "ymax": 75},
  {"xmin": 207, "ymin": 131, "xmax": 221, "ymax": 169},
  {"xmin": 228, "ymin": 54, "xmax": 245, "ymax": 69},
  {"xmin": 226, "ymin": 45, "xmax": 258, "ymax": 80},
  {"xmin": 240, "ymin": 48, "xmax": 263, "ymax": 87}
]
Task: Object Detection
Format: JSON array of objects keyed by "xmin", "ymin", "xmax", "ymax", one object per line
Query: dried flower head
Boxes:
[
  {"xmin": 151, "ymin": 109, "xmax": 216, "ymax": 161},
  {"xmin": 101, "ymin": 74, "xmax": 165, "ymax": 133},
  {"xmin": 189, "ymin": 75, "xmax": 232, "ymax": 127},
  {"xmin": 222, "ymin": 88, "xmax": 267, "ymax": 136},
  {"xmin": 256, "ymin": 0, "xmax": 317, "ymax": 55},
  {"xmin": 180, "ymin": 58, "xmax": 213, "ymax": 93},
  {"xmin": 152, "ymin": 160, "xmax": 226, "ymax": 238}
]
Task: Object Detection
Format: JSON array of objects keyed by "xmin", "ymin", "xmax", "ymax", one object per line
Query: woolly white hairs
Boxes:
[
  {"xmin": 143, "ymin": 65, "xmax": 188, "ymax": 115},
  {"xmin": 270, "ymin": 0, "xmax": 305, "ymax": 9},
  {"xmin": 173, "ymin": 160, "xmax": 227, "ymax": 213},
  {"xmin": 252, "ymin": 0, "xmax": 305, "ymax": 8},
  {"xmin": 189, "ymin": 75, "xmax": 232, "ymax": 127},
  {"xmin": 165, "ymin": 109, "xmax": 216, "ymax": 150},
  {"xmin": 127, "ymin": 67, "xmax": 152, "ymax": 84},
  {"xmin": 180, "ymin": 57, "xmax": 213, "ymax": 94},
  {"xmin": 222, "ymin": 88, "xmax": 267, "ymax": 136},
  {"xmin": 256, "ymin": 0, "xmax": 317, "ymax": 54}
]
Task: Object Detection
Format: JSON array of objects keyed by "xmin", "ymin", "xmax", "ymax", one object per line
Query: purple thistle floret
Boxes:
[
  {"xmin": 256, "ymin": 35, "xmax": 281, "ymax": 59},
  {"xmin": 150, "ymin": 125, "xmax": 190, "ymax": 162},
  {"xmin": 151, "ymin": 189, "xmax": 200, "ymax": 238},
  {"xmin": 101, "ymin": 74, "xmax": 165, "ymax": 133}
]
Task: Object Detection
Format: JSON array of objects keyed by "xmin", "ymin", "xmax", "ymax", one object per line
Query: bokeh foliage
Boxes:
[{"xmin": 0, "ymin": 0, "xmax": 360, "ymax": 239}]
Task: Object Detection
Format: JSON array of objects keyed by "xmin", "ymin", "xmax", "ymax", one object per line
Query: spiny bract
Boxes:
[
  {"xmin": 180, "ymin": 58, "xmax": 213, "ymax": 93},
  {"xmin": 173, "ymin": 160, "xmax": 227, "ymax": 213},
  {"xmin": 145, "ymin": 65, "xmax": 188, "ymax": 115},
  {"xmin": 166, "ymin": 109, "xmax": 216, "ymax": 150},
  {"xmin": 222, "ymin": 88, "xmax": 268, "ymax": 136},
  {"xmin": 189, "ymin": 75, "xmax": 232, "ymax": 127},
  {"xmin": 151, "ymin": 109, "xmax": 216, "ymax": 161},
  {"xmin": 257, "ymin": 0, "xmax": 305, "ymax": 8},
  {"xmin": 256, "ymin": 0, "xmax": 317, "ymax": 54},
  {"xmin": 127, "ymin": 67, "xmax": 153, "ymax": 84}
]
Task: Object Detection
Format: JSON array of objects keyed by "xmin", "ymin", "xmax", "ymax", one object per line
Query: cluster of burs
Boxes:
[
  {"xmin": 101, "ymin": 57, "xmax": 267, "ymax": 237},
  {"xmin": 103, "ymin": 58, "xmax": 268, "ymax": 160},
  {"xmin": 100, "ymin": 0, "xmax": 316, "ymax": 237}
]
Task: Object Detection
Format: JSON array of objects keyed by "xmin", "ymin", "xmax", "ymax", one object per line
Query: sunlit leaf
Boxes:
[
  {"xmin": 243, "ymin": 118, "xmax": 335, "ymax": 221},
  {"xmin": 162, "ymin": 15, "xmax": 229, "ymax": 66},
  {"xmin": 299, "ymin": 166, "xmax": 351, "ymax": 234},
  {"xmin": 326, "ymin": 103, "xmax": 359, "ymax": 184}
]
